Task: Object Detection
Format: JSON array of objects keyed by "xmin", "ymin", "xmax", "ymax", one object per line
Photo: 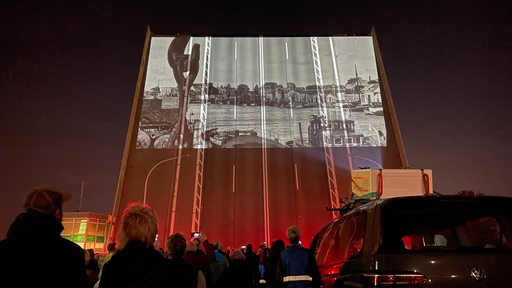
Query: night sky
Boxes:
[{"xmin": 1, "ymin": 0, "xmax": 511, "ymax": 236}]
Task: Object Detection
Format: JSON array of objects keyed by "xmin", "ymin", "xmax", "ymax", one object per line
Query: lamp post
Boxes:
[{"xmin": 143, "ymin": 154, "xmax": 189, "ymax": 204}]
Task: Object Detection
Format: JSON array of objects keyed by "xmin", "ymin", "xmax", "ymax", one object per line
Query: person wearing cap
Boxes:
[
  {"xmin": 276, "ymin": 225, "xmax": 322, "ymax": 288},
  {"xmin": 0, "ymin": 185, "xmax": 88, "ymax": 288}
]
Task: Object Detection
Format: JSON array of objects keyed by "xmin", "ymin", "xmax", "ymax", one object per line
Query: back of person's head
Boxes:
[
  {"xmin": 166, "ymin": 232, "xmax": 186, "ymax": 259},
  {"xmin": 230, "ymin": 249, "xmax": 246, "ymax": 260},
  {"xmin": 23, "ymin": 185, "xmax": 71, "ymax": 220},
  {"xmin": 84, "ymin": 249, "xmax": 91, "ymax": 265},
  {"xmin": 286, "ymin": 225, "xmax": 301, "ymax": 245},
  {"xmin": 118, "ymin": 202, "xmax": 158, "ymax": 249},
  {"xmin": 271, "ymin": 239, "xmax": 286, "ymax": 255},
  {"xmin": 185, "ymin": 241, "xmax": 196, "ymax": 253},
  {"xmin": 85, "ymin": 249, "xmax": 96, "ymax": 264},
  {"xmin": 107, "ymin": 242, "xmax": 117, "ymax": 253},
  {"xmin": 246, "ymin": 243, "xmax": 253, "ymax": 252}
]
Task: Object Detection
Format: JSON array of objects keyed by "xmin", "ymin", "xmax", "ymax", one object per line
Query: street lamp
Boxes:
[{"xmin": 143, "ymin": 154, "xmax": 190, "ymax": 204}]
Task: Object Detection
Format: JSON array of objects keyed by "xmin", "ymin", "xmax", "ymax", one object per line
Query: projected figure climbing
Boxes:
[{"xmin": 166, "ymin": 35, "xmax": 200, "ymax": 148}]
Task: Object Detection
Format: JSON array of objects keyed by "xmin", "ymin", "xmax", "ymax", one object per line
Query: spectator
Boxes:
[
  {"xmin": 208, "ymin": 241, "xmax": 230, "ymax": 288},
  {"xmin": 95, "ymin": 242, "xmax": 117, "ymax": 288},
  {"xmin": 184, "ymin": 232, "xmax": 215, "ymax": 282},
  {"xmin": 192, "ymin": 237, "xmax": 205, "ymax": 255},
  {"xmin": 219, "ymin": 243, "xmax": 231, "ymax": 261},
  {"xmin": 218, "ymin": 249, "xmax": 253, "ymax": 288},
  {"xmin": 0, "ymin": 185, "xmax": 88, "ymax": 288},
  {"xmin": 98, "ymin": 242, "xmax": 117, "ymax": 272},
  {"xmin": 99, "ymin": 202, "xmax": 173, "ymax": 288},
  {"xmin": 165, "ymin": 232, "xmax": 206, "ymax": 288},
  {"xmin": 276, "ymin": 226, "xmax": 322, "ymax": 288},
  {"xmin": 256, "ymin": 242, "xmax": 270, "ymax": 282},
  {"xmin": 243, "ymin": 243, "xmax": 260, "ymax": 287},
  {"xmin": 264, "ymin": 239, "xmax": 285, "ymax": 288},
  {"xmin": 85, "ymin": 248, "xmax": 100, "ymax": 287},
  {"xmin": 185, "ymin": 240, "xmax": 197, "ymax": 255}
]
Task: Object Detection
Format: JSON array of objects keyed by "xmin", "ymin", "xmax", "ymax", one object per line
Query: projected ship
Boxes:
[
  {"xmin": 205, "ymin": 128, "xmax": 285, "ymax": 148},
  {"xmin": 199, "ymin": 114, "xmax": 379, "ymax": 148},
  {"xmin": 308, "ymin": 114, "xmax": 365, "ymax": 147}
]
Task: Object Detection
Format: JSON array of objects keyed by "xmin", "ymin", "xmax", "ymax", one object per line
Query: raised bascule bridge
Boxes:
[{"xmin": 109, "ymin": 27, "xmax": 407, "ymax": 249}]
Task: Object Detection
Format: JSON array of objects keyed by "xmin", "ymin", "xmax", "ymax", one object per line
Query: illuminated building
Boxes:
[{"xmin": 62, "ymin": 212, "xmax": 112, "ymax": 253}]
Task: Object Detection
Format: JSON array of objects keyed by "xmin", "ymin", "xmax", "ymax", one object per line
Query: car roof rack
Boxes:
[{"xmin": 326, "ymin": 197, "xmax": 374, "ymax": 214}]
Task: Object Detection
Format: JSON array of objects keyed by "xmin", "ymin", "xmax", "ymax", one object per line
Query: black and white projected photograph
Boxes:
[{"xmin": 137, "ymin": 36, "xmax": 387, "ymax": 149}]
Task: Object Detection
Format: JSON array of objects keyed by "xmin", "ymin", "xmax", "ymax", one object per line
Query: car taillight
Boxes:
[
  {"xmin": 319, "ymin": 263, "xmax": 345, "ymax": 277},
  {"xmin": 363, "ymin": 273, "xmax": 427, "ymax": 286},
  {"xmin": 318, "ymin": 263, "xmax": 345, "ymax": 288}
]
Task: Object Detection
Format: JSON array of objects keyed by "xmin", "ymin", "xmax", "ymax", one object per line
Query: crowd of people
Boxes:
[{"xmin": 0, "ymin": 186, "xmax": 322, "ymax": 288}]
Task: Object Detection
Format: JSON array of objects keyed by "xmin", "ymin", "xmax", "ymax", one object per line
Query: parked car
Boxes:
[{"xmin": 310, "ymin": 195, "xmax": 512, "ymax": 287}]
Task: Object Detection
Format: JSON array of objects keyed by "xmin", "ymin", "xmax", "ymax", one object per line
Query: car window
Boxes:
[
  {"xmin": 315, "ymin": 211, "xmax": 367, "ymax": 265},
  {"xmin": 401, "ymin": 227, "xmax": 454, "ymax": 250},
  {"xmin": 456, "ymin": 216, "xmax": 501, "ymax": 248},
  {"xmin": 380, "ymin": 198, "xmax": 512, "ymax": 252}
]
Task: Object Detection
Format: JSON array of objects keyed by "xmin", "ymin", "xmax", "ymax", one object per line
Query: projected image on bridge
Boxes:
[{"xmin": 137, "ymin": 36, "xmax": 386, "ymax": 149}]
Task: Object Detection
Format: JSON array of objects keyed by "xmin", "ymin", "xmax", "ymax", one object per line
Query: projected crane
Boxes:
[{"xmin": 167, "ymin": 35, "xmax": 200, "ymax": 148}]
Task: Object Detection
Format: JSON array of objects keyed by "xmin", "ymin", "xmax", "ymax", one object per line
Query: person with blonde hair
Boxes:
[
  {"xmin": 99, "ymin": 202, "xmax": 173, "ymax": 288},
  {"xmin": 118, "ymin": 203, "xmax": 159, "ymax": 249}
]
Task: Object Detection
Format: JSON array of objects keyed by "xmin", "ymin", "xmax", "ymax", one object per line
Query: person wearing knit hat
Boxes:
[{"xmin": 0, "ymin": 185, "xmax": 88, "ymax": 288}]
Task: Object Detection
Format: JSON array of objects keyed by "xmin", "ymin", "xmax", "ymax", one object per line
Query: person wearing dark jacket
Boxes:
[
  {"xmin": 165, "ymin": 232, "xmax": 206, "ymax": 288},
  {"xmin": 244, "ymin": 243, "xmax": 260, "ymax": 287},
  {"xmin": 218, "ymin": 249, "xmax": 253, "ymax": 288},
  {"xmin": 264, "ymin": 239, "xmax": 285, "ymax": 288},
  {"xmin": 276, "ymin": 226, "xmax": 322, "ymax": 288},
  {"xmin": 183, "ymin": 233, "xmax": 215, "ymax": 285},
  {"xmin": 183, "ymin": 233, "xmax": 215, "ymax": 269},
  {"xmin": 99, "ymin": 203, "xmax": 173, "ymax": 288},
  {"xmin": 0, "ymin": 185, "xmax": 88, "ymax": 288}
]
